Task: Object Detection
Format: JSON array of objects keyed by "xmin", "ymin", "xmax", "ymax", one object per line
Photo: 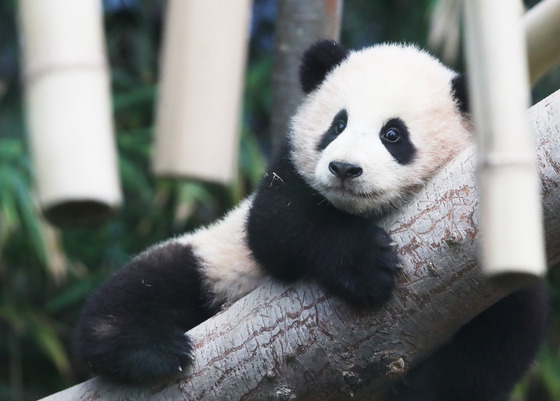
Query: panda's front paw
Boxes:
[
  {"xmin": 320, "ymin": 226, "xmax": 400, "ymax": 308},
  {"xmin": 75, "ymin": 316, "xmax": 195, "ymax": 383},
  {"xmin": 349, "ymin": 235, "xmax": 400, "ymax": 307}
]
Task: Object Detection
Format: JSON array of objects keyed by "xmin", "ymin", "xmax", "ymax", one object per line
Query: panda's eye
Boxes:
[
  {"xmin": 382, "ymin": 128, "xmax": 400, "ymax": 143},
  {"xmin": 334, "ymin": 119, "xmax": 346, "ymax": 135}
]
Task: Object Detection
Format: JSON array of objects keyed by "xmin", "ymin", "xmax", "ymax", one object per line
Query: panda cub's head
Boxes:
[{"xmin": 289, "ymin": 40, "xmax": 472, "ymax": 216}]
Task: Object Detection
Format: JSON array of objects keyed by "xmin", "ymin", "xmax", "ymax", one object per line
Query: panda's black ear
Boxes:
[
  {"xmin": 299, "ymin": 40, "xmax": 349, "ymax": 94},
  {"xmin": 451, "ymin": 74, "xmax": 469, "ymax": 115}
]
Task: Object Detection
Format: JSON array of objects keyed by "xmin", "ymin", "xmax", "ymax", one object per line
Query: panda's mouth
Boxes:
[{"xmin": 324, "ymin": 184, "xmax": 383, "ymax": 200}]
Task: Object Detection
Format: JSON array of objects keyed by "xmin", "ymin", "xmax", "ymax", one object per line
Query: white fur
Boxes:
[
  {"xmin": 290, "ymin": 43, "xmax": 472, "ymax": 216},
  {"xmin": 176, "ymin": 198, "xmax": 267, "ymax": 306}
]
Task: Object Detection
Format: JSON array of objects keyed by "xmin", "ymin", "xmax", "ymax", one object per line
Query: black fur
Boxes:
[
  {"xmin": 74, "ymin": 242, "xmax": 217, "ymax": 383},
  {"xmin": 380, "ymin": 117, "xmax": 416, "ymax": 165},
  {"xmin": 317, "ymin": 109, "xmax": 348, "ymax": 151},
  {"xmin": 394, "ymin": 285, "xmax": 549, "ymax": 401},
  {"xmin": 247, "ymin": 140, "xmax": 400, "ymax": 307},
  {"xmin": 299, "ymin": 40, "xmax": 350, "ymax": 94},
  {"xmin": 451, "ymin": 74, "xmax": 469, "ymax": 114}
]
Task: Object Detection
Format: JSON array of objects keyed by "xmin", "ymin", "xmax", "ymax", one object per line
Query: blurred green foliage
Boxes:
[{"xmin": 0, "ymin": 0, "xmax": 558, "ymax": 400}]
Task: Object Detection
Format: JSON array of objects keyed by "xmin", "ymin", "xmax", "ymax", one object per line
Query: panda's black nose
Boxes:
[{"xmin": 328, "ymin": 161, "xmax": 363, "ymax": 180}]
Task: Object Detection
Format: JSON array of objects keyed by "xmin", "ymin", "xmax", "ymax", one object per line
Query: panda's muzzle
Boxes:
[{"xmin": 328, "ymin": 161, "xmax": 363, "ymax": 181}]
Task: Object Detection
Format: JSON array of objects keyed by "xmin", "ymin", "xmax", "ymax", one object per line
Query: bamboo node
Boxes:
[{"xmin": 24, "ymin": 59, "xmax": 108, "ymax": 85}]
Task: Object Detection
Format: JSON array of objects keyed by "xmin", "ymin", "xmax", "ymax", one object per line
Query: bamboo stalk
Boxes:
[
  {"xmin": 18, "ymin": 0, "xmax": 121, "ymax": 225},
  {"xmin": 153, "ymin": 0, "xmax": 252, "ymax": 184},
  {"xmin": 464, "ymin": 0, "xmax": 546, "ymax": 284},
  {"xmin": 429, "ymin": 0, "xmax": 560, "ymax": 86},
  {"xmin": 524, "ymin": 0, "xmax": 560, "ymax": 85}
]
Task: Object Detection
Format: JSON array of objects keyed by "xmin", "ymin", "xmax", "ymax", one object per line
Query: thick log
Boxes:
[{"xmin": 41, "ymin": 90, "xmax": 560, "ymax": 401}]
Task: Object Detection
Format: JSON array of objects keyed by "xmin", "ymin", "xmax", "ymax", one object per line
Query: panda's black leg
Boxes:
[
  {"xmin": 74, "ymin": 242, "xmax": 217, "ymax": 383},
  {"xmin": 315, "ymin": 225, "xmax": 400, "ymax": 308},
  {"xmin": 394, "ymin": 284, "xmax": 549, "ymax": 401}
]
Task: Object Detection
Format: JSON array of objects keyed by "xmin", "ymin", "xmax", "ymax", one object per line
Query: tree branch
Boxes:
[{"xmin": 42, "ymin": 90, "xmax": 560, "ymax": 401}]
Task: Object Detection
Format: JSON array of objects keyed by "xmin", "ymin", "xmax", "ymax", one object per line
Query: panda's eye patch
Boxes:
[
  {"xmin": 382, "ymin": 128, "xmax": 400, "ymax": 143},
  {"xmin": 317, "ymin": 109, "xmax": 348, "ymax": 151},
  {"xmin": 380, "ymin": 117, "xmax": 416, "ymax": 165}
]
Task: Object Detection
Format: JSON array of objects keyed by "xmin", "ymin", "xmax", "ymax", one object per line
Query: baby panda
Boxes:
[{"xmin": 75, "ymin": 40, "xmax": 548, "ymax": 400}]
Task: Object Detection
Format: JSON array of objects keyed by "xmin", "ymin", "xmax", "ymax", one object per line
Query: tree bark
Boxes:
[
  {"xmin": 270, "ymin": 0, "xmax": 343, "ymax": 151},
  {"xmin": 41, "ymin": 90, "xmax": 560, "ymax": 401}
]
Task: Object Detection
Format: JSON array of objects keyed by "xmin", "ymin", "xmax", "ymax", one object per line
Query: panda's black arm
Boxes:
[
  {"xmin": 247, "ymin": 147, "xmax": 399, "ymax": 308},
  {"xmin": 74, "ymin": 242, "xmax": 218, "ymax": 383}
]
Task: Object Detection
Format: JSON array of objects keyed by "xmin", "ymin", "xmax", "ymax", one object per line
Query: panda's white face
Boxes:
[{"xmin": 289, "ymin": 44, "xmax": 472, "ymax": 216}]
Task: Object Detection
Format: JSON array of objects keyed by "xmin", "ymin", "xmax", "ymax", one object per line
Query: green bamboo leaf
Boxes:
[
  {"xmin": 239, "ymin": 131, "xmax": 266, "ymax": 187},
  {"xmin": 112, "ymin": 85, "xmax": 156, "ymax": 110},
  {"xmin": 119, "ymin": 157, "xmax": 152, "ymax": 202},
  {"xmin": 0, "ymin": 168, "xmax": 21, "ymax": 233},
  {"xmin": 176, "ymin": 182, "xmax": 213, "ymax": 205},
  {"xmin": 0, "ymin": 138, "xmax": 25, "ymax": 162},
  {"xmin": 9, "ymin": 172, "xmax": 47, "ymax": 265},
  {"xmin": 0, "ymin": 303, "xmax": 26, "ymax": 331},
  {"xmin": 45, "ymin": 272, "xmax": 106, "ymax": 313},
  {"xmin": 117, "ymin": 128, "xmax": 152, "ymax": 155},
  {"xmin": 538, "ymin": 348, "xmax": 560, "ymax": 396},
  {"xmin": 27, "ymin": 311, "xmax": 70, "ymax": 375},
  {"xmin": 172, "ymin": 181, "xmax": 216, "ymax": 226}
]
